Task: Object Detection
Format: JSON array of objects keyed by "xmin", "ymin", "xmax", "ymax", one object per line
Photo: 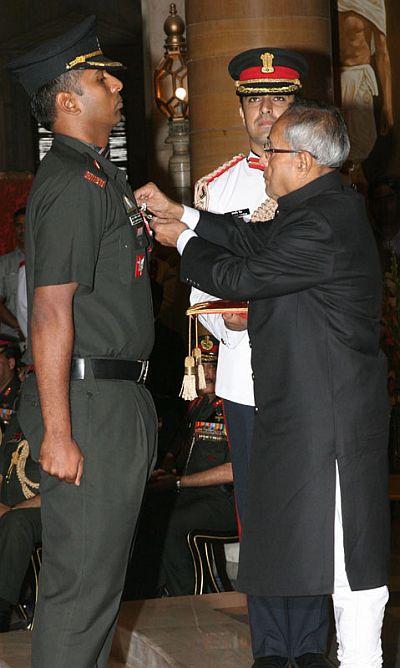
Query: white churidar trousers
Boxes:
[{"xmin": 332, "ymin": 464, "xmax": 388, "ymax": 667}]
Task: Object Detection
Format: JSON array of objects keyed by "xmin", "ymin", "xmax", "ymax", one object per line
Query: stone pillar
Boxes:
[
  {"xmin": 165, "ymin": 118, "xmax": 192, "ymax": 205},
  {"xmin": 185, "ymin": 0, "xmax": 334, "ymax": 183}
]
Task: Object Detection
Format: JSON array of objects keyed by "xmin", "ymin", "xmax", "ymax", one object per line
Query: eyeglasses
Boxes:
[{"xmin": 263, "ymin": 138, "xmax": 299, "ymax": 156}]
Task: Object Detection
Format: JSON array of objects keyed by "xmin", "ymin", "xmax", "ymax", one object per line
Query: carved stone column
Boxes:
[{"xmin": 185, "ymin": 0, "xmax": 334, "ymax": 182}]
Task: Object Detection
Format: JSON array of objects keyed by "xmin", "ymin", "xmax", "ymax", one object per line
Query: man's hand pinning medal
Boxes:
[{"xmin": 135, "ymin": 182, "xmax": 188, "ymax": 247}]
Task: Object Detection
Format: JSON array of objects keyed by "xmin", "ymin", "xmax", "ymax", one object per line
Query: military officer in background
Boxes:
[
  {"xmin": 189, "ymin": 49, "xmax": 331, "ymax": 667},
  {"xmin": 0, "ymin": 208, "xmax": 26, "ymax": 340},
  {"xmin": 0, "ymin": 338, "xmax": 21, "ymax": 429},
  {"xmin": 0, "ymin": 414, "xmax": 41, "ymax": 632},
  {"xmin": 129, "ymin": 334, "xmax": 236, "ymax": 599},
  {"xmin": 191, "ymin": 48, "xmax": 305, "ymax": 517},
  {"xmin": 153, "ymin": 334, "xmax": 236, "ymax": 596},
  {"xmin": 7, "ymin": 16, "xmax": 157, "ymax": 668}
]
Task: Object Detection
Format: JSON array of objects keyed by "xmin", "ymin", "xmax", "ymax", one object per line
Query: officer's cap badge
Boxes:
[{"xmin": 261, "ymin": 52, "xmax": 274, "ymax": 73}]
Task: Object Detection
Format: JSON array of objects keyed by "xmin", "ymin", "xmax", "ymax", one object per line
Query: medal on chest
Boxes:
[{"xmin": 122, "ymin": 195, "xmax": 153, "ymax": 246}]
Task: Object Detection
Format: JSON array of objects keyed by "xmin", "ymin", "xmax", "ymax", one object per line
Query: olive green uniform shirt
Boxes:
[{"xmin": 25, "ymin": 134, "xmax": 154, "ymax": 361}]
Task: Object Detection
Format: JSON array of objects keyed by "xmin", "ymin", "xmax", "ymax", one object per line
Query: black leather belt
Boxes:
[{"xmin": 70, "ymin": 358, "xmax": 149, "ymax": 383}]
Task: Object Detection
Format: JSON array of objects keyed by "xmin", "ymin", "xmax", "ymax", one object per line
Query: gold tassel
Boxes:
[
  {"xmin": 192, "ymin": 318, "xmax": 206, "ymax": 390},
  {"xmin": 179, "ymin": 316, "xmax": 198, "ymax": 400},
  {"xmin": 179, "ymin": 355, "xmax": 197, "ymax": 400},
  {"xmin": 193, "ymin": 347, "xmax": 206, "ymax": 390}
]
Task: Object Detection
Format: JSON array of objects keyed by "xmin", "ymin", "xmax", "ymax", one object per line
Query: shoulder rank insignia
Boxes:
[
  {"xmin": 194, "ymin": 154, "xmax": 245, "ymax": 210},
  {"xmin": 84, "ymin": 170, "xmax": 106, "ymax": 188}
]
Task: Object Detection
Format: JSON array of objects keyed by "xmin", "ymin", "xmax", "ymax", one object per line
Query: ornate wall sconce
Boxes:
[{"xmin": 154, "ymin": 3, "xmax": 191, "ymax": 204}]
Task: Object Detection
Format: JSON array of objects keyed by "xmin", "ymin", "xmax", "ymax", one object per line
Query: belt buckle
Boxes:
[
  {"xmin": 75, "ymin": 358, "xmax": 85, "ymax": 380},
  {"xmin": 137, "ymin": 360, "xmax": 149, "ymax": 384}
]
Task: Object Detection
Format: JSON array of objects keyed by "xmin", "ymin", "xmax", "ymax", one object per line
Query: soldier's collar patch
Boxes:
[
  {"xmin": 84, "ymin": 170, "xmax": 106, "ymax": 188},
  {"xmin": 247, "ymin": 156, "xmax": 264, "ymax": 172}
]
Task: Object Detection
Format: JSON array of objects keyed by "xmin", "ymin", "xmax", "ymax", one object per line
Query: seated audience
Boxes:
[
  {"xmin": 0, "ymin": 338, "xmax": 21, "ymax": 430},
  {"xmin": 369, "ymin": 176, "xmax": 400, "ymax": 261},
  {"xmin": 146, "ymin": 280, "xmax": 186, "ymax": 463},
  {"xmin": 126, "ymin": 335, "xmax": 237, "ymax": 598},
  {"xmin": 16, "ymin": 262, "xmax": 27, "ymax": 340},
  {"xmin": 0, "ymin": 414, "xmax": 41, "ymax": 632},
  {"xmin": 0, "ymin": 208, "xmax": 26, "ymax": 340}
]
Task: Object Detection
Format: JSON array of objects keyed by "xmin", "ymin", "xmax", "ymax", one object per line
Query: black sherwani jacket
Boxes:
[{"xmin": 180, "ymin": 171, "xmax": 390, "ymax": 596}]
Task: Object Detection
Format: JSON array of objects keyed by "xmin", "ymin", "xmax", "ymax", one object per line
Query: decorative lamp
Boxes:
[
  {"xmin": 154, "ymin": 3, "xmax": 191, "ymax": 204},
  {"xmin": 154, "ymin": 3, "xmax": 188, "ymax": 120}
]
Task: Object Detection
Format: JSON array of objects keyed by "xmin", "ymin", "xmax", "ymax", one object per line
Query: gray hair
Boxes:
[{"xmin": 279, "ymin": 102, "xmax": 350, "ymax": 169}]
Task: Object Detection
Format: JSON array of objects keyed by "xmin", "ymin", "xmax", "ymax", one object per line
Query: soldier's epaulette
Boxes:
[{"xmin": 194, "ymin": 154, "xmax": 245, "ymax": 210}]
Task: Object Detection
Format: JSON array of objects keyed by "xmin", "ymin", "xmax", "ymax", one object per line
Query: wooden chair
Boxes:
[
  {"xmin": 16, "ymin": 545, "xmax": 42, "ymax": 630},
  {"xmin": 186, "ymin": 530, "xmax": 239, "ymax": 595}
]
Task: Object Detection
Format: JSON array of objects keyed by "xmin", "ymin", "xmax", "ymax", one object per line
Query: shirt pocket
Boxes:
[{"xmin": 118, "ymin": 223, "xmax": 148, "ymax": 285}]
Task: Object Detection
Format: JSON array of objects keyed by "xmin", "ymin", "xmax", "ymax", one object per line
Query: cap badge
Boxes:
[
  {"xmin": 261, "ymin": 52, "xmax": 274, "ymax": 73},
  {"xmin": 200, "ymin": 336, "xmax": 214, "ymax": 352}
]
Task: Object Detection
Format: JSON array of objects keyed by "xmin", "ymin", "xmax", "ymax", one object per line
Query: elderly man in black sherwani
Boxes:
[{"xmin": 136, "ymin": 103, "xmax": 390, "ymax": 668}]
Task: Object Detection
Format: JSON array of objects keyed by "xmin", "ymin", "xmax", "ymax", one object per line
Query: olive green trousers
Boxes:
[{"xmin": 19, "ymin": 374, "xmax": 157, "ymax": 668}]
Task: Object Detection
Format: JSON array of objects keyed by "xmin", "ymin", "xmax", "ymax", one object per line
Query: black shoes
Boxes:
[
  {"xmin": 0, "ymin": 611, "xmax": 11, "ymax": 633},
  {"xmin": 252, "ymin": 658, "xmax": 290, "ymax": 668},
  {"xmin": 295, "ymin": 654, "xmax": 334, "ymax": 667},
  {"xmin": 251, "ymin": 653, "xmax": 334, "ymax": 668},
  {"xmin": 0, "ymin": 598, "xmax": 11, "ymax": 633}
]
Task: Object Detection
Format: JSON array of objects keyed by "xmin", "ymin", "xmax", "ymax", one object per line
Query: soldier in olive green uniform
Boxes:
[{"xmin": 7, "ymin": 16, "xmax": 157, "ymax": 668}]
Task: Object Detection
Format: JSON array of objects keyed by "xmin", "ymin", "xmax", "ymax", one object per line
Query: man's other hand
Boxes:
[
  {"xmin": 39, "ymin": 436, "xmax": 84, "ymax": 485},
  {"xmin": 148, "ymin": 472, "xmax": 177, "ymax": 492},
  {"xmin": 222, "ymin": 312, "xmax": 248, "ymax": 331},
  {"xmin": 380, "ymin": 106, "xmax": 394, "ymax": 136},
  {"xmin": 0, "ymin": 503, "xmax": 10, "ymax": 519},
  {"xmin": 135, "ymin": 182, "xmax": 184, "ymax": 220},
  {"xmin": 151, "ymin": 218, "xmax": 187, "ymax": 247}
]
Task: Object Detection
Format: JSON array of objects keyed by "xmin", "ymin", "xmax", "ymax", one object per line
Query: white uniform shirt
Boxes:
[
  {"xmin": 0, "ymin": 247, "xmax": 24, "ymax": 337},
  {"xmin": 16, "ymin": 263, "xmax": 28, "ymax": 339},
  {"xmin": 190, "ymin": 153, "xmax": 267, "ymax": 406}
]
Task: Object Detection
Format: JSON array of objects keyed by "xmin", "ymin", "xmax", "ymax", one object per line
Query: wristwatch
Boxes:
[{"xmin": 176, "ymin": 477, "xmax": 181, "ymax": 492}]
